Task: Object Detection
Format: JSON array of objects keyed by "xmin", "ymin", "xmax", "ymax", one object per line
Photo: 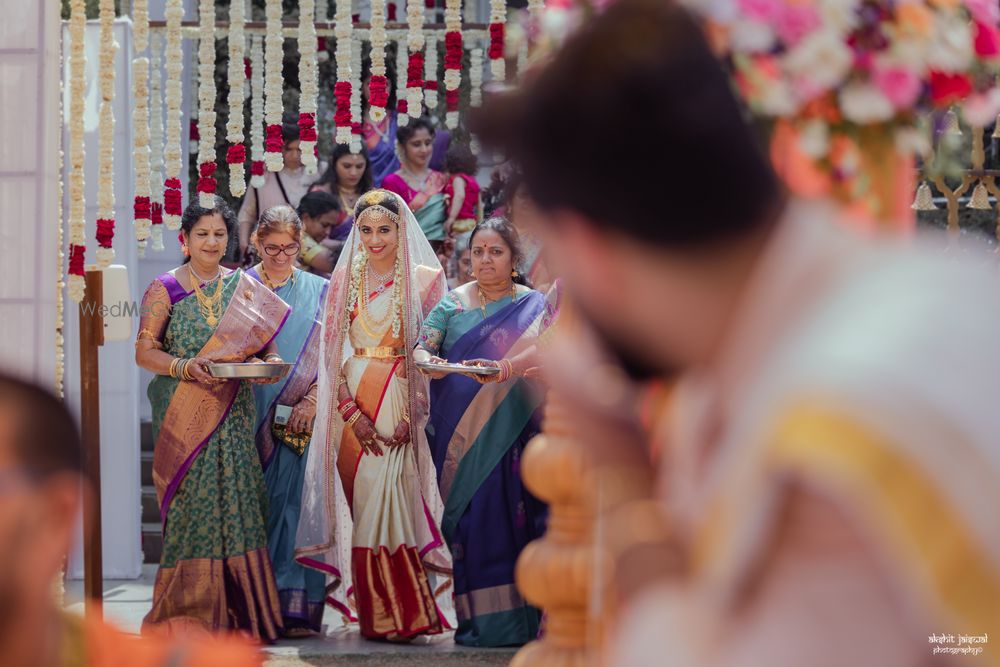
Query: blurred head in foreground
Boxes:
[{"xmin": 474, "ymin": 0, "xmax": 782, "ymax": 380}]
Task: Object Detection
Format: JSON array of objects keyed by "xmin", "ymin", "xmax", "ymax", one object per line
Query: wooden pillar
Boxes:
[
  {"xmin": 511, "ymin": 390, "xmax": 596, "ymax": 667},
  {"xmin": 78, "ymin": 269, "xmax": 104, "ymax": 619}
]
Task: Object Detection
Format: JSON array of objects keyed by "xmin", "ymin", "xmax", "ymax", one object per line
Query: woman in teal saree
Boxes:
[
  {"xmin": 247, "ymin": 206, "xmax": 330, "ymax": 636},
  {"xmin": 415, "ymin": 219, "xmax": 551, "ymax": 647},
  {"xmin": 135, "ymin": 197, "xmax": 290, "ymax": 641}
]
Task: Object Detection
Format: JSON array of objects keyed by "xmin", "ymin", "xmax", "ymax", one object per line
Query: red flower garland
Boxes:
[
  {"xmin": 445, "ymin": 31, "xmax": 463, "ymax": 69},
  {"xmin": 446, "ymin": 88, "xmax": 460, "ymax": 112},
  {"xmin": 151, "ymin": 201, "xmax": 163, "ymax": 225},
  {"xmin": 96, "ymin": 219, "xmax": 115, "ymax": 248},
  {"xmin": 251, "ymin": 161, "xmax": 266, "ymax": 177},
  {"xmin": 189, "ymin": 119, "xmax": 200, "ymax": 142},
  {"xmin": 164, "ymin": 177, "xmax": 183, "ymax": 217},
  {"xmin": 397, "ymin": 99, "xmax": 409, "ymax": 115},
  {"xmin": 134, "ymin": 196, "xmax": 151, "ymax": 221},
  {"xmin": 488, "ymin": 23, "xmax": 505, "ymax": 60},
  {"xmin": 424, "ymin": 80, "xmax": 439, "ymax": 92},
  {"xmin": 334, "ymin": 81, "xmax": 353, "ymax": 127},
  {"xmin": 265, "ymin": 123, "xmax": 284, "ymax": 153},
  {"xmin": 68, "ymin": 244, "xmax": 86, "ymax": 277},
  {"xmin": 930, "ymin": 71, "xmax": 973, "ymax": 107},
  {"xmin": 244, "ymin": 57, "xmax": 251, "ymax": 80},
  {"xmin": 299, "ymin": 112, "xmax": 318, "ymax": 142},
  {"xmin": 197, "ymin": 161, "xmax": 218, "ymax": 195},
  {"xmin": 408, "ymin": 52, "xmax": 425, "ymax": 90},
  {"xmin": 226, "ymin": 144, "xmax": 247, "ymax": 164},
  {"xmin": 369, "ymin": 75, "xmax": 389, "ymax": 109}
]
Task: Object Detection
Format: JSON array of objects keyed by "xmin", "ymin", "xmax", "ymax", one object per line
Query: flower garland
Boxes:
[
  {"xmin": 334, "ymin": 0, "xmax": 354, "ymax": 145},
  {"xmin": 226, "ymin": 0, "xmax": 248, "ymax": 196},
  {"xmin": 470, "ymin": 47, "xmax": 483, "ymax": 107},
  {"xmin": 57, "ymin": 35, "xmax": 66, "ymax": 394},
  {"xmin": 249, "ymin": 34, "xmax": 266, "ymax": 188},
  {"xmin": 444, "ymin": 0, "xmax": 463, "ymax": 129},
  {"xmin": 369, "ymin": 0, "xmax": 390, "ymax": 122},
  {"xmin": 95, "ymin": 0, "xmax": 118, "ymax": 269},
  {"xmin": 196, "ymin": 0, "xmax": 218, "ymax": 208},
  {"xmin": 405, "ymin": 0, "xmax": 425, "ymax": 123},
  {"xmin": 133, "ymin": 0, "xmax": 151, "ymax": 256},
  {"xmin": 350, "ymin": 35, "xmax": 364, "ymax": 153},
  {"xmin": 527, "ymin": 0, "xmax": 545, "ymax": 26},
  {"xmin": 396, "ymin": 37, "xmax": 411, "ymax": 125},
  {"xmin": 299, "ymin": 0, "xmax": 320, "ymax": 174},
  {"xmin": 264, "ymin": 0, "xmax": 286, "ymax": 172},
  {"xmin": 424, "ymin": 34, "xmax": 439, "ymax": 110},
  {"xmin": 348, "ymin": 252, "xmax": 405, "ymax": 339},
  {"xmin": 163, "ymin": 0, "xmax": 185, "ymax": 230},
  {"xmin": 67, "ymin": 0, "xmax": 86, "ymax": 302},
  {"xmin": 149, "ymin": 32, "xmax": 166, "ymax": 251},
  {"xmin": 488, "ymin": 0, "xmax": 505, "ymax": 82}
]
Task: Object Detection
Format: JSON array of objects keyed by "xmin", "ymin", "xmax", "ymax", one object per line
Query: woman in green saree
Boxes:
[{"xmin": 135, "ymin": 196, "xmax": 290, "ymax": 641}]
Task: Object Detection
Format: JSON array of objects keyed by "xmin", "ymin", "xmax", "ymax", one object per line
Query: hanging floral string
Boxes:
[
  {"xmin": 249, "ymin": 33, "xmax": 266, "ymax": 188},
  {"xmin": 424, "ymin": 34, "xmax": 439, "ymax": 110},
  {"xmin": 350, "ymin": 35, "xmax": 364, "ymax": 153},
  {"xmin": 488, "ymin": 0, "xmax": 505, "ymax": 82},
  {"xmin": 196, "ymin": 0, "xmax": 218, "ymax": 207},
  {"xmin": 189, "ymin": 38, "xmax": 200, "ymax": 157},
  {"xmin": 517, "ymin": 31, "xmax": 528, "ymax": 78},
  {"xmin": 226, "ymin": 0, "xmax": 248, "ymax": 196},
  {"xmin": 405, "ymin": 0, "xmax": 425, "ymax": 123},
  {"xmin": 396, "ymin": 36, "xmax": 410, "ymax": 125},
  {"xmin": 333, "ymin": 0, "xmax": 355, "ymax": 144},
  {"xmin": 264, "ymin": 0, "xmax": 285, "ymax": 171},
  {"xmin": 299, "ymin": 0, "xmax": 320, "ymax": 174},
  {"xmin": 470, "ymin": 46, "xmax": 483, "ymax": 107},
  {"xmin": 444, "ymin": 0, "xmax": 463, "ymax": 129},
  {"xmin": 132, "ymin": 0, "xmax": 152, "ymax": 256},
  {"xmin": 67, "ymin": 0, "xmax": 87, "ymax": 302},
  {"xmin": 369, "ymin": 0, "xmax": 389, "ymax": 122},
  {"xmin": 57, "ymin": 27, "xmax": 66, "ymax": 386},
  {"xmin": 149, "ymin": 32, "xmax": 166, "ymax": 251},
  {"xmin": 95, "ymin": 0, "xmax": 118, "ymax": 269},
  {"xmin": 163, "ymin": 0, "xmax": 185, "ymax": 230}
]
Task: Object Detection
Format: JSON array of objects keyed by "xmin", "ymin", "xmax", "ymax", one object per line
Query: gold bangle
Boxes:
[
  {"xmin": 346, "ymin": 411, "xmax": 363, "ymax": 428},
  {"xmin": 182, "ymin": 359, "xmax": 195, "ymax": 381},
  {"xmin": 302, "ymin": 393, "xmax": 318, "ymax": 405},
  {"xmin": 168, "ymin": 357, "xmax": 180, "ymax": 379},
  {"xmin": 264, "ymin": 353, "xmax": 283, "ymax": 363}
]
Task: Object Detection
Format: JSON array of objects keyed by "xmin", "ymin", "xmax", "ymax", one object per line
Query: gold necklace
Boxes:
[
  {"xmin": 477, "ymin": 281, "xmax": 517, "ymax": 319},
  {"xmin": 189, "ymin": 265, "xmax": 224, "ymax": 327},
  {"xmin": 261, "ymin": 265, "xmax": 295, "ymax": 291},
  {"xmin": 359, "ymin": 264, "xmax": 396, "ymax": 336}
]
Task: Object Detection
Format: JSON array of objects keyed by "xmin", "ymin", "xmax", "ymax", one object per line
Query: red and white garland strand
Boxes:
[
  {"xmin": 149, "ymin": 32, "xmax": 166, "ymax": 251},
  {"xmin": 163, "ymin": 0, "xmax": 185, "ymax": 230},
  {"xmin": 299, "ymin": 0, "xmax": 320, "ymax": 174},
  {"xmin": 67, "ymin": 0, "xmax": 86, "ymax": 302},
  {"xmin": 249, "ymin": 34, "xmax": 266, "ymax": 188},
  {"xmin": 488, "ymin": 0, "xmax": 505, "ymax": 82},
  {"xmin": 95, "ymin": 0, "xmax": 118, "ymax": 269},
  {"xmin": 350, "ymin": 35, "xmax": 364, "ymax": 153},
  {"xmin": 444, "ymin": 0, "xmax": 463, "ymax": 129},
  {"xmin": 404, "ymin": 0, "xmax": 425, "ymax": 124},
  {"xmin": 334, "ymin": 0, "xmax": 355, "ymax": 144},
  {"xmin": 196, "ymin": 0, "xmax": 218, "ymax": 207},
  {"xmin": 264, "ymin": 0, "xmax": 285, "ymax": 171},
  {"xmin": 368, "ymin": 0, "xmax": 390, "ymax": 123},
  {"xmin": 57, "ymin": 37, "xmax": 65, "ymax": 393},
  {"xmin": 470, "ymin": 46, "xmax": 483, "ymax": 108},
  {"xmin": 424, "ymin": 35, "xmax": 439, "ymax": 110},
  {"xmin": 133, "ymin": 0, "xmax": 152, "ymax": 256},
  {"xmin": 226, "ymin": 0, "xmax": 248, "ymax": 196},
  {"xmin": 396, "ymin": 36, "xmax": 411, "ymax": 125}
]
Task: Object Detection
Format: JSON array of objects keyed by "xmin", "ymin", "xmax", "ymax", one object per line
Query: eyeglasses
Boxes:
[{"xmin": 262, "ymin": 243, "xmax": 301, "ymax": 257}]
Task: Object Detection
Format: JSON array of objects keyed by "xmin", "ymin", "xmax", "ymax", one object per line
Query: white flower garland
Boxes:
[
  {"xmin": 249, "ymin": 33, "xmax": 266, "ymax": 188},
  {"xmin": 369, "ymin": 0, "xmax": 389, "ymax": 122},
  {"xmin": 444, "ymin": 0, "xmax": 463, "ymax": 130},
  {"xmin": 396, "ymin": 36, "xmax": 410, "ymax": 126},
  {"xmin": 226, "ymin": 0, "xmax": 248, "ymax": 196},
  {"xmin": 470, "ymin": 47, "xmax": 483, "ymax": 107},
  {"xmin": 517, "ymin": 31, "xmax": 528, "ymax": 77},
  {"xmin": 350, "ymin": 35, "xmax": 364, "ymax": 154},
  {"xmin": 163, "ymin": 0, "xmax": 185, "ymax": 230},
  {"xmin": 424, "ymin": 35, "xmax": 439, "ymax": 109},
  {"xmin": 528, "ymin": 0, "xmax": 545, "ymax": 24},
  {"xmin": 57, "ymin": 40, "xmax": 66, "ymax": 393},
  {"xmin": 189, "ymin": 39, "xmax": 199, "ymax": 157},
  {"xmin": 264, "ymin": 0, "xmax": 286, "ymax": 171},
  {"xmin": 334, "ymin": 0, "xmax": 355, "ymax": 144},
  {"xmin": 67, "ymin": 0, "xmax": 86, "ymax": 302},
  {"xmin": 197, "ymin": 0, "xmax": 218, "ymax": 206},
  {"xmin": 133, "ymin": 0, "xmax": 151, "ymax": 256},
  {"xmin": 95, "ymin": 0, "xmax": 118, "ymax": 269},
  {"xmin": 149, "ymin": 32, "xmax": 166, "ymax": 251},
  {"xmin": 299, "ymin": 0, "xmax": 319, "ymax": 174},
  {"xmin": 405, "ymin": 0, "xmax": 425, "ymax": 122},
  {"xmin": 488, "ymin": 0, "xmax": 505, "ymax": 81}
]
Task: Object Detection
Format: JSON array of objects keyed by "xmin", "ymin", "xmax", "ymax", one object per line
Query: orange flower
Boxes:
[
  {"xmin": 802, "ymin": 94, "xmax": 842, "ymax": 124},
  {"xmin": 896, "ymin": 3, "xmax": 935, "ymax": 37}
]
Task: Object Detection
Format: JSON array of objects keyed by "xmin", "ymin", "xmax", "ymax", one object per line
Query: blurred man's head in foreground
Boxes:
[
  {"xmin": 475, "ymin": 0, "xmax": 783, "ymax": 379},
  {"xmin": 0, "ymin": 375, "xmax": 83, "ymax": 632}
]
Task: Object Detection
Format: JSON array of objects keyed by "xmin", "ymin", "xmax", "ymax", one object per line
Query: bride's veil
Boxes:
[{"xmin": 294, "ymin": 190, "xmax": 454, "ymax": 626}]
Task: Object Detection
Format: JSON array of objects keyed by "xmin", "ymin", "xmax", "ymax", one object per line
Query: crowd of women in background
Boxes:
[{"xmin": 135, "ymin": 128, "xmax": 556, "ymax": 647}]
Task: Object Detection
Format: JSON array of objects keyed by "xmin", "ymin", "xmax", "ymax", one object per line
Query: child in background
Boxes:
[{"xmin": 443, "ymin": 143, "xmax": 481, "ymax": 237}]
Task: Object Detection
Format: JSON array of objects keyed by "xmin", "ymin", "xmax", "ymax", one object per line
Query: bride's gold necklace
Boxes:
[
  {"xmin": 358, "ymin": 262, "xmax": 396, "ymax": 336},
  {"xmin": 188, "ymin": 264, "xmax": 224, "ymax": 327},
  {"xmin": 477, "ymin": 281, "xmax": 516, "ymax": 319}
]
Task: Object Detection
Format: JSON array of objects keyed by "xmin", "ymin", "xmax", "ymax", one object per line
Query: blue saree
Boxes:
[
  {"xmin": 249, "ymin": 267, "xmax": 329, "ymax": 633},
  {"xmin": 420, "ymin": 289, "xmax": 549, "ymax": 647}
]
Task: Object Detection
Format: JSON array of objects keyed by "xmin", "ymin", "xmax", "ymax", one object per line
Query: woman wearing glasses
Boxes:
[{"xmin": 247, "ymin": 205, "xmax": 330, "ymax": 636}]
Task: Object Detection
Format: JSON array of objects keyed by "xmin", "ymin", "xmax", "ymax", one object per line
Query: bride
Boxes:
[{"xmin": 295, "ymin": 189, "xmax": 455, "ymax": 640}]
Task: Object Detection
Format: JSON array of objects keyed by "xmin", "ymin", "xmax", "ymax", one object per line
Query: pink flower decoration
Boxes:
[
  {"xmin": 738, "ymin": 0, "xmax": 781, "ymax": 22},
  {"xmin": 974, "ymin": 20, "xmax": 1000, "ymax": 58},
  {"xmin": 775, "ymin": 4, "xmax": 821, "ymax": 45},
  {"xmin": 873, "ymin": 65, "xmax": 922, "ymax": 109},
  {"xmin": 967, "ymin": 0, "xmax": 999, "ymax": 26}
]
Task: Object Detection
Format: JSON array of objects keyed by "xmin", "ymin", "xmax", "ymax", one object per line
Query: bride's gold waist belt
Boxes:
[{"xmin": 353, "ymin": 346, "xmax": 405, "ymax": 359}]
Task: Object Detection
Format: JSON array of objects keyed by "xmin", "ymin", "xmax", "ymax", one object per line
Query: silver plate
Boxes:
[
  {"xmin": 416, "ymin": 361, "xmax": 501, "ymax": 375},
  {"xmin": 208, "ymin": 362, "xmax": 293, "ymax": 379}
]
